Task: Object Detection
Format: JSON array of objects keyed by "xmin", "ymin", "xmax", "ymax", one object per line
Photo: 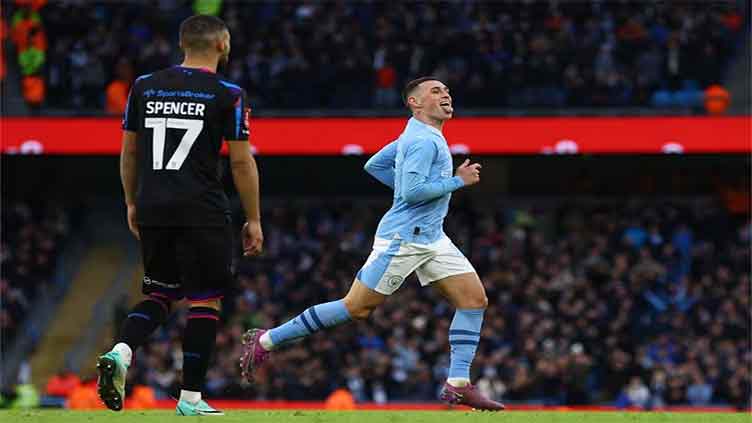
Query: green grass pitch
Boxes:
[{"xmin": 1, "ymin": 410, "xmax": 750, "ymax": 423}]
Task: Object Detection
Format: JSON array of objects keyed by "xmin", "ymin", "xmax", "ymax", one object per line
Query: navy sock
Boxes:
[
  {"xmin": 118, "ymin": 295, "xmax": 170, "ymax": 350},
  {"xmin": 182, "ymin": 307, "xmax": 219, "ymax": 392}
]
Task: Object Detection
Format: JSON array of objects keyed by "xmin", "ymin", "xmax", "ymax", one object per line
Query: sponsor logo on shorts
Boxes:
[{"xmin": 143, "ymin": 276, "xmax": 180, "ymax": 289}]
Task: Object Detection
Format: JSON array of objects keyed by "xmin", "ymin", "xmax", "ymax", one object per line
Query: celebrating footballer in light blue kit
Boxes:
[
  {"xmin": 240, "ymin": 77, "xmax": 504, "ymax": 411},
  {"xmin": 357, "ymin": 117, "xmax": 474, "ymax": 295}
]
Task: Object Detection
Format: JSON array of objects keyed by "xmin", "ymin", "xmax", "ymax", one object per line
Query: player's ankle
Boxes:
[
  {"xmin": 259, "ymin": 331, "xmax": 274, "ymax": 351},
  {"xmin": 447, "ymin": 378, "xmax": 470, "ymax": 387},
  {"xmin": 112, "ymin": 342, "xmax": 133, "ymax": 367},
  {"xmin": 179, "ymin": 389, "xmax": 201, "ymax": 404}
]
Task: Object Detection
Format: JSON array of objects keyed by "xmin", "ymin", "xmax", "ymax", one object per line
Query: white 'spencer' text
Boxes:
[{"xmin": 146, "ymin": 101, "xmax": 205, "ymax": 116}]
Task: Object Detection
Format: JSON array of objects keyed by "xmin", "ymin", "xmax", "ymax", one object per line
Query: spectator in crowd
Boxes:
[
  {"xmin": 10, "ymin": 3, "xmax": 48, "ymax": 108},
  {"xmin": 105, "ymin": 57, "xmax": 133, "ymax": 115},
  {"xmin": 616, "ymin": 376, "xmax": 650, "ymax": 409},
  {"xmin": 1, "ymin": 17, "xmax": 8, "ymax": 82},
  {"xmin": 704, "ymin": 84, "xmax": 730, "ymax": 115}
]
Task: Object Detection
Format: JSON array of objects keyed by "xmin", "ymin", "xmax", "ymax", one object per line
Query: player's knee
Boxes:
[
  {"xmin": 476, "ymin": 293, "xmax": 489, "ymax": 309},
  {"xmin": 350, "ymin": 306, "xmax": 373, "ymax": 320},
  {"xmin": 189, "ymin": 299, "xmax": 221, "ymax": 311},
  {"xmin": 468, "ymin": 279, "xmax": 489, "ymax": 309},
  {"xmin": 343, "ymin": 298, "xmax": 374, "ymax": 321},
  {"xmin": 461, "ymin": 292, "xmax": 488, "ymax": 309}
]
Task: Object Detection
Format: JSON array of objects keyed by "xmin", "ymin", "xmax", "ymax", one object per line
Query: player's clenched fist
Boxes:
[
  {"xmin": 242, "ymin": 220, "xmax": 263, "ymax": 256},
  {"xmin": 455, "ymin": 158, "xmax": 482, "ymax": 186}
]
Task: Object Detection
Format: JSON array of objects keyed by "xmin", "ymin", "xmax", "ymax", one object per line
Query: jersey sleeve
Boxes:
[
  {"xmin": 400, "ymin": 137, "xmax": 464, "ymax": 204},
  {"xmin": 364, "ymin": 141, "xmax": 397, "ymax": 189},
  {"xmin": 223, "ymin": 88, "xmax": 250, "ymax": 141},
  {"xmin": 122, "ymin": 81, "xmax": 140, "ymax": 131}
]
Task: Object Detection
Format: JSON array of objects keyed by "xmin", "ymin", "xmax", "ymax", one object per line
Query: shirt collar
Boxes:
[
  {"xmin": 174, "ymin": 65, "xmax": 215, "ymax": 74},
  {"xmin": 408, "ymin": 117, "xmax": 444, "ymax": 138}
]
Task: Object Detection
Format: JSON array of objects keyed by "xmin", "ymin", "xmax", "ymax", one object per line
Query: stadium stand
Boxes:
[
  {"xmin": 1, "ymin": 202, "xmax": 69, "ymax": 348},
  {"xmin": 5, "ymin": 0, "xmax": 746, "ymax": 111},
  {"xmin": 108, "ymin": 198, "xmax": 750, "ymax": 409}
]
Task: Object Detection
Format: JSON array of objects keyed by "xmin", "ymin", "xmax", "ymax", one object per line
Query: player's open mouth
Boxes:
[{"xmin": 440, "ymin": 102, "xmax": 453, "ymax": 113}]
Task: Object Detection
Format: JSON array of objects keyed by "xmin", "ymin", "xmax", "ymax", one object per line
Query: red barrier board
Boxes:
[{"xmin": 1, "ymin": 116, "xmax": 749, "ymax": 155}]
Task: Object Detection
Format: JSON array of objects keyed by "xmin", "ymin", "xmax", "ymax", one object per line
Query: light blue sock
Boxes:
[
  {"xmin": 268, "ymin": 299, "xmax": 351, "ymax": 346},
  {"xmin": 448, "ymin": 308, "xmax": 485, "ymax": 380}
]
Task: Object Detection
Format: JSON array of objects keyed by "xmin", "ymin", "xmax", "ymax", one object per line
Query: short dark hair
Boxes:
[
  {"xmin": 402, "ymin": 76, "xmax": 442, "ymax": 106},
  {"xmin": 179, "ymin": 15, "xmax": 228, "ymax": 52}
]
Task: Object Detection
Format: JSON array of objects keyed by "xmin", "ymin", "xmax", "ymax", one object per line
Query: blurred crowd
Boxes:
[
  {"xmin": 5, "ymin": 0, "xmax": 745, "ymax": 111},
  {"xmin": 1, "ymin": 202, "xmax": 69, "ymax": 348},
  {"xmin": 118, "ymin": 198, "xmax": 750, "ymax": 408}
]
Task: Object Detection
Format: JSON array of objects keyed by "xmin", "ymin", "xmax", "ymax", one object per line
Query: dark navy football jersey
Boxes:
[{"xmin": 123, "ymin": 66, "xmax": 249, "ymax": 227}]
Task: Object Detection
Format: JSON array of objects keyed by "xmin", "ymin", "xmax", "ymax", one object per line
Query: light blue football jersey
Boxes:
[{"xmin": 364, "ymin": 117, "xmax": 464, "ymax": 244}]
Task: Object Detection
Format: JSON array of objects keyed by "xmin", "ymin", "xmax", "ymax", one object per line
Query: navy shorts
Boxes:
[{"xmin": 139, "ymin": 225, "xmax": 233, "ymax": 301}]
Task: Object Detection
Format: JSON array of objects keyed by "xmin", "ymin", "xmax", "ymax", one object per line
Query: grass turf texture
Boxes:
[{"xmin": 1, "ymin": 410, "xmax": 749, "ymax": 423}]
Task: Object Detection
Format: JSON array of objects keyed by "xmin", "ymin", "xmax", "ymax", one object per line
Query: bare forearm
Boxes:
[
  {"xmin": 231, "ymin": 156, "xmax": 261, "ymax": 222},
  {"xmin": 120, "ymin": 151, "xmax": 138, "ymax": 206}
]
